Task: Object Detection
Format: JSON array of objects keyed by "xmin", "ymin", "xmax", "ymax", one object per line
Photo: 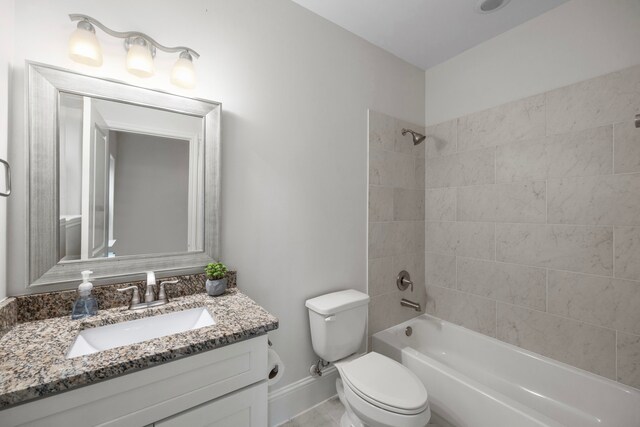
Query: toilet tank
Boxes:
[{"xmin": 305, "ymin": 290, "xmax": 370, "ymax": 362}]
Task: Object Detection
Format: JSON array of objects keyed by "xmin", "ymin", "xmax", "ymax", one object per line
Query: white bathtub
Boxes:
[{"xmin": 372, "ymin": 314, "xmax": 640, "ymax": 427}]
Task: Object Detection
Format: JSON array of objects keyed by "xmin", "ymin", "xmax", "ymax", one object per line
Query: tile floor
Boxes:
[
  {"xmin": 279, "ymin": 396, "xmax": 344, "ymax": 426},
  {"xmin": 279, "ymin": 396, "xmax": 442, "ymax": 426}
]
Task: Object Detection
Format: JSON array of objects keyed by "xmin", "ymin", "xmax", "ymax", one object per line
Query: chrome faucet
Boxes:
[
  {"xmin": 117, "ymin": 271, "xmax": 179, "ymax": 310},
  {"xmin": 144, "ymin": 271, "xmax": 156, "ymax": 303}
]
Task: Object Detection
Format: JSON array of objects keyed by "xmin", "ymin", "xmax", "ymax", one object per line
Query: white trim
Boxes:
[
  {"xmin": 268, "ymin": 366, "xmax": 339, "ymax": 427},
  {"xmin": 104, "ymin": 120, "xmax": 196, "ymax": 141}
]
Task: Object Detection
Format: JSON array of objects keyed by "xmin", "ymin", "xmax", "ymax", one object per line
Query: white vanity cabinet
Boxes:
[
  {"xmin": 0, "ymin": 335, "xmax": 268, "ymax": 427},
  {"xmin": 154, "ymin": 381, "xmax": 267, "ymax": 427}
]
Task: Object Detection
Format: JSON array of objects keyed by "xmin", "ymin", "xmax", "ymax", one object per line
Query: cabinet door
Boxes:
[{"xmin": 155, "ymin": 381, "xmax": 267, "ymax": 427}]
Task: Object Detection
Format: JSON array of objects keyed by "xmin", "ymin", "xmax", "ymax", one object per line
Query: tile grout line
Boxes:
[
  {"xmin": 615, "ymin": 330, "xmax": 618, "ymax": 382},
  {"xmin": 436, "ymin": 278, "xmax": 624, "ymax": 335},
  {"xmin": 545, "ymin": 268, "xmax": 549, "ymax": 313}
]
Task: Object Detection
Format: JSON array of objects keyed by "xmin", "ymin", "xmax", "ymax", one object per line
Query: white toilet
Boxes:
[{"xmin": 306, "ymin": 289, "xmax": 431, "ymax": 427}]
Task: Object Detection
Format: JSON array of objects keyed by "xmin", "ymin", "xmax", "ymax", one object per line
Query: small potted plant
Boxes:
[{"xmin": 205, "ymin": 262, "xmax": 228, "ymax": 296}]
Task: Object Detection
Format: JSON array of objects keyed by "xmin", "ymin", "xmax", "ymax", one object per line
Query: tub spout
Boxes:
[{"xmin": 401, "ymin": 298, "xmax": 421, "ymax": 312}]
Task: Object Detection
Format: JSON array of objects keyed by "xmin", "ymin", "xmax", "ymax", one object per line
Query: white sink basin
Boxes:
[{"xmin": 67, "ymin": 307, "xmax": 215, "ymax": 358}]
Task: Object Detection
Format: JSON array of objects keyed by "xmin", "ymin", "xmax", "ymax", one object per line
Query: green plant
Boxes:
[{"xmin": 205, "ymin": 262, "xmax": 228, "ymax": 280}]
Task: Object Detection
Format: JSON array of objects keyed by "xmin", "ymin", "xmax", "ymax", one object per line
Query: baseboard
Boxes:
[{"xmin": 268, "ymin": 366, "xmax": 338, "ymax": 426}]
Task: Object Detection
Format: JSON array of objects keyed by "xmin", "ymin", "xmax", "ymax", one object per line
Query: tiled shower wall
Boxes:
[
  {"xmin": 424, "ymin": 64, "xmax": 640, "ymax": 389},
  {"xmin": 368, "ymin": 110, "xmax": 426, "ymax": 341}
]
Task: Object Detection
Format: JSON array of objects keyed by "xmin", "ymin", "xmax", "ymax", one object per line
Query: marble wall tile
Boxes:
[
  {"xmin": 368, "ymin": 111, "xmax": 426, "ymax": 340},
  {"xmin": 425, "ymin": 188, "xmax": 456, "ymax": 221},
  {"xmin": 614, "ymin": 120, "xmax": 640, "ymax": 174},
  {"xmin": 369, "ymin": 148, "xmax": 416, "ymax": 188},
  {"xmin": 369, "ymin": 289, "xmax": 426, "ymax": 335},
  {"xmin": 425, "ymin": 119, "xmax": 457, "ymax": 158},
  {"xmin": 457, "ymin": 181, "xmax": 546, "ymax": 223},
  {"xmin": 548, "ymin": 270, "xmax": 640, "ymax": 335},
  {"xmin": 457, "ymin": 258, "xmax": 546, "ymax": 310},
  {"xmin": 393, "ymin": 188, "xmax": 425, "ymax": 221},
  {"xmin": 458, "ymin": 94, "xmax": 546, "ymax": 152},
  {"xmin": 495, "ymin": 126, "xmax": 612, "ymax": 183},
  {"xmin": 398, "ymin": 221, "xmax": 425, "ymax": 255},
  {"xmin": 368, "ymin": 256, "xmax": 394, "ymax": 297},
  {"xmin": 546, "ymin": 65, "xmax": 640, "ymax": 135},
  {"xmin": 617, "ymin": 332, "xmax": 640, "ymax": 390},
  {"xmin": 496, "ymin": 224, "xmax": 613, "ymax": 276},
  {"xmin": 369, "ymin": 221, "xmax": 424, "ymax": 259},
  {"xmin": 426, "ymin": 148, "xmax": 495, "ymax": 188},
  {"xmin": 426, "ymin": 252, "xmax": 456, "ymax": 289},
  {"xmin": 414, "ymin": 157, "xmax": 425, "ymax": 189},
  {"xmin": 497, "ymin": 303, "xmax": 616, "ymax": 379},
  {"xmin": 426, "ymin": 221, "xmax": 495, "ymax": 260},
  {"xmin": 615, "ymin": 227, "xmax": 640, "ymax": 281},
  {"xmin": 369, "ymin": 222, "xmax": 395, "ymax": 259},
  {"xmin": 456, "ymin": 222, "xmax": 495, "ymax": 260},
  {"xmin": 425, "ymin": 221, "xmax": 457, "ymax": 255},
  {"xmin": 369, "ymin": 110, "xmax": 397, "ymax": 151},
  {"xmin": 369, "ymin": 291, "xmax": 402, "ymax": 335},
  {"xmin": 547, "ymin": 174, "xmax": 640, "ymax": 226},
  {"xmin": 368, "ymin": 186, "xmax": 393, "ymax": 222},
  {"xmin": 426, "ymin": 285, "xmax": 497, "ymax": 336},
  {"xmin": 417, "ymin": 66, "xmax": 640, "ymax": 390}
]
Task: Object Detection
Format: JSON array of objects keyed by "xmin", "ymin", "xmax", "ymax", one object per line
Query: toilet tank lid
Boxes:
[{"xmin": 305, "ymin": 290, "xmax": 369, "ymax": 315}]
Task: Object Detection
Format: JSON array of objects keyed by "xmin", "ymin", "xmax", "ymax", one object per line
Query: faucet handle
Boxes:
[
  {"xmin": 117, "ymin": 286, "xmax": 141, "ymax": 308},
  {"xmin": 397, "ymin": 270, "xmax": 414, "ymax": 292},
  {"xmin": 158, "ymin": 280, "xmax": 179, "ymax": 303}
]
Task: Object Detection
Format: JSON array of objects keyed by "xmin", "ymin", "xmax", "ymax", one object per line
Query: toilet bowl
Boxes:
[
  {"xmin": 336, "ymin": 352, "xmax": 431, "ymax": 427},
  {"xmin": 305, "ymin": 290, "xmax": 431, "ymax": 427}
]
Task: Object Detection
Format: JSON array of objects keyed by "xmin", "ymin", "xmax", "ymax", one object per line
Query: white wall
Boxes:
[
  {"xmin": 0, "ymin": 0, "xmax": 14, "ymax": 302},
  {"xmin": 5, "ymin": 0, "xmax": 425, "ymax": 401},
  {"xmin": 113, "ymin": 132, "xmax": 189, "ymax": 256},
  {"xmin": 425, "ymin": 0, "xmax": 640, "ymax": 125}
]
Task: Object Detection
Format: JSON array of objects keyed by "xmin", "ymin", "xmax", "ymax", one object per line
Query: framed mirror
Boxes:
[{"xmin": 27, "ymin": 62, "xmax": 221, "ymax": 287}]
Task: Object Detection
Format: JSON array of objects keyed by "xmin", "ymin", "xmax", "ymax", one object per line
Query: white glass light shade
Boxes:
[
  {"xmin": 170, "ymin": 56, "xmax": 196, "ymax": 89},
  {"xmin": 126, "ymin": 43, "xmax": 155, "ymax": 78},
  {"xmin": 68, "ymin": 27, "xmax": 103, "ymax": 66}
]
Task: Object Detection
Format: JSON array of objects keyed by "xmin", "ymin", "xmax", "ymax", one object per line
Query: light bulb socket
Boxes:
[
  {"xmin": 124, "ymin": 37, "xmax": 156, "ymax": 58},
  {"xmin": 179, "ymin": 51, "xmax": 193, "ymax": 61},
  {"xmin": 76, "ymin": 20, "xmax": 95, "ymax": 33}
]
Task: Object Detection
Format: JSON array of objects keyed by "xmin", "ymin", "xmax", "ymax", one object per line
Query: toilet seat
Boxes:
[{"xmin": 339, "ymin": 352, "xmax": 428, "ymax": 415}]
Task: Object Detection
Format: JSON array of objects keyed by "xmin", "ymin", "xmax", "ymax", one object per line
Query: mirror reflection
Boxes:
[{"xmin": 58, "ymin": 93, "xmax": 204, "ymax": 262}]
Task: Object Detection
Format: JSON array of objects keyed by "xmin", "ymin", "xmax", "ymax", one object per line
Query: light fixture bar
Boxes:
[{"xmin": 68, "ymin": 14, "xmax": 200, "ymax": 58}]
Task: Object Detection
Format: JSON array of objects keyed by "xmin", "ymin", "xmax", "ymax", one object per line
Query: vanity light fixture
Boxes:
[{"xmin": 68, "ymin": 14, "xmax": 200, "ymax": 89}]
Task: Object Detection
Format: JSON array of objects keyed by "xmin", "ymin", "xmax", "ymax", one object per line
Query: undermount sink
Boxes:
[{"xmin": 67, "ymin": 307, "xmax": 216, "ymax": 358}]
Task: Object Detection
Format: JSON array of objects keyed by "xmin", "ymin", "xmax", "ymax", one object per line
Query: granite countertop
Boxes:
[{"xmin": 0, "ymin": 289, "xmax": 278, "ymax": 409}]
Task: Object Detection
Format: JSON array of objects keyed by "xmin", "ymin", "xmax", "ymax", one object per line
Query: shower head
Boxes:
[{"xmin": 401, "ymin": 128, "xmax": 426, "ymax": 145}]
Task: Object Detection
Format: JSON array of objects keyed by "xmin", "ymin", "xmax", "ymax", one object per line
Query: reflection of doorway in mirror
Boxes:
[
  {"xmin": 80, "ymin": 97, "xmax": 109, "ymax": 260},
  {"xmin": 108, "ymin": 154, "xmax": 116, "ymax": 257},
  {"xmin": 58, "ymin": 94, "xmax": 204, "ymax": 261}
]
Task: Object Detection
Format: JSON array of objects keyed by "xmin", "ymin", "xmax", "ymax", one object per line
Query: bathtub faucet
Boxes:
[{"xmin": 401, "ymin": 298, "xmax": 421, "ymax": 312}]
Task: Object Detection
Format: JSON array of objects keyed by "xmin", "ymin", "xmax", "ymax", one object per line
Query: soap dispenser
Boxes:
[{"xmin": 71, "ymin": 270, "xmax": 99, "ymax": 320}]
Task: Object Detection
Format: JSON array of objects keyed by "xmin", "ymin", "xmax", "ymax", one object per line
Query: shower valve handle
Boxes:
[{"xmin": 397, "ymin": 270, "xmax": 413, "ymax": 292}]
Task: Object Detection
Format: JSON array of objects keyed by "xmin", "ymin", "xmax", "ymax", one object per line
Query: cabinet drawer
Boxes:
[
  {"xmin": 1, "ymin": 335, "xmax": 268, "ymax": 427},
  {"xmin": 155, "ymin": 382, "xmax": 267, "ymax": 427}
]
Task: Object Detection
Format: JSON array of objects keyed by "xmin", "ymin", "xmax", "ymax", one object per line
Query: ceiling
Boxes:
[{"xmin": 292, "ymin": 0, "xmax": 568, "ymax": 70}]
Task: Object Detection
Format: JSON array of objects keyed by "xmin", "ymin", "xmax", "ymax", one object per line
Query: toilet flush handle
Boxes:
[{"xmin": 325, "ymin": 315, "xmax": 335, "ymax": 322}]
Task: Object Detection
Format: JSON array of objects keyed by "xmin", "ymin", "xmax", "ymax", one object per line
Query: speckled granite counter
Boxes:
[{"xmin": 0, "ymin": 289, "xmax": 278, "ymax": 409}]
